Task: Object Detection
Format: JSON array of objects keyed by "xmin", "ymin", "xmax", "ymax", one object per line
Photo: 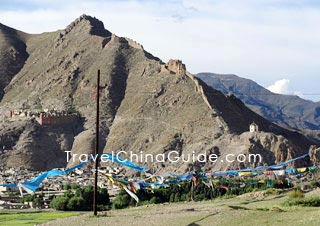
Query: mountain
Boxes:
[
  {"xmin": 0, "ymin": 15, "xmax": 317, "ymax": 173},
  {"xmin": 0, "ymin": 23, "xmax": 29, "ymax": 99},
  {"xmin": 196, "ymin": 73, "xmax": 320, "ymax": 131}
]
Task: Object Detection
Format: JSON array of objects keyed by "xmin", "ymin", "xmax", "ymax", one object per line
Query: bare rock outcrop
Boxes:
[{"xmin": 309, "ymin": 145, "xmax": 320, "ymax": 166}]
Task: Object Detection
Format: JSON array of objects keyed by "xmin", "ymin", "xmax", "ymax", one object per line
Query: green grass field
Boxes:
[{"xmin": 0, "ymin": 210, "xmax": 82, "ymax": 226}]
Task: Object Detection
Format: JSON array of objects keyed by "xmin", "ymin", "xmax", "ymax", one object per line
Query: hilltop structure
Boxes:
[{"xmin": 250, "ymin": 122, "xmax": 259, "ymax": 133}]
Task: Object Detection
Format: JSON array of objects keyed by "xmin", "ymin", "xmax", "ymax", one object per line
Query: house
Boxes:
[{"xmin": 250, "ymin": 122, "xmax": 259, "ymax": 132}]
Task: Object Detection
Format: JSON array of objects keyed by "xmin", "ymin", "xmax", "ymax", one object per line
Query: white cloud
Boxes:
[{"xmin": 267, "ymin": 79, "xmax": 290, "ymax": 94}]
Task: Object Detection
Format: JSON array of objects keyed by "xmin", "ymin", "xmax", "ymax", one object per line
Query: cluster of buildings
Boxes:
[
  {"xmin": 0, "ymin": 166, "xmax": 122, "ymax": 209},
  {"xmin": 6, "ymin": 109, "xmax": 79, "ymax": 126}
]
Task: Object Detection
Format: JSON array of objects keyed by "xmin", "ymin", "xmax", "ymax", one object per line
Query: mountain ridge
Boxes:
[
  {"xmin": 0, "ymin": 22, "xmax": 30, "ymax": 99},
  {"xmin": 0, "ymin": 15, "xmax": 317, "ymax": 173},
  {"xmin": 196, "ymin": 72, "xmax": 320, "ymax": 131}
]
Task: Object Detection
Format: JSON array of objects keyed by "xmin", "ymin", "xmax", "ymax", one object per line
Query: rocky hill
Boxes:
[
  {"xmin": 0, "ymin": 23, "xmax": 29, "ymax": 99},
  {"xmin": 196, "ymin": 73, "xmax": 320, "ymax": 131},
  {"xmin": 0, "ymin": 15, "xmax": 317, "ymax": 172}
]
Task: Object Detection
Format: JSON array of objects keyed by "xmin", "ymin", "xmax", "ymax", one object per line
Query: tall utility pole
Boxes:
[{"xmin": 93, "ymin": 69, "xmax": 100, "ymax": 216}]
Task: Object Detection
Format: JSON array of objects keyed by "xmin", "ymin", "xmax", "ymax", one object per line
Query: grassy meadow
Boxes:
[{"xmin": 0, "ymin": 210, "xmax": 82, "ymax": 226}]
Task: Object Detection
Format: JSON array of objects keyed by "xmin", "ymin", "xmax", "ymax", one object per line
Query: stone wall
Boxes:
[
  {"xmin": 37, "ymin": 113, "xmax": 78, "ymax": 126},
  {"xmin": 165, "ymin": 59, "xmax": 186, "ymax": 75},
  {"xmin": 185, "ymin": 72, "xmax": 213, "ymax": 110}
]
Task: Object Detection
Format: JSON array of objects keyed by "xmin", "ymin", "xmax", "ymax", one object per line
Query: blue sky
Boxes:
[{"xmin": 1, "ymin": 0, "xmax": 320, "ymax": 101}]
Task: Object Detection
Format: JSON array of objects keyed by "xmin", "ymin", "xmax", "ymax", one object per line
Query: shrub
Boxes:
[
  {"xmin": 194, "ymin": 194, "xmax": 206, "ymax": 201},
  {"xmin": 97, "ymin": 187, "xmax": 110, "ymax": 205},
  {"xmin": 288, "ymin": 189, "xmax": 304, "ymax": 199},
  {"xmin": 50, "ymin": 185, "xmax": 110, "ymax": 211},
  {"xmin": 169, "ymin": 193, "xmax": 175, "ymax": 203},
  {"xmin": 284, "ymin": 197, "xmax": 320, "ymax": 207},
  {"xmin": 19, "ymin": 195, "xmax": 34, "ymax": 203},
  {"xmin": 34, "ymin": 104, "xmax": 43, "ymax": 110},
  {"xmin": 180, "ymin": 193, "xmax": 190, "ymax": 202},
  {"xmin": 80, "ymin": 186, "xmax": 94, "ymax": 209},
  {"xmin": 64, "ymin": 190, "xmax": 74, "ymax": 198},
  {"xmin": 97, "ymin": 204, "xmax": 109, "ymax": 211},
  {"xmin": 50, "ymin": 196, "xmax": 69, "ymax": 211},
  {"xmin": 265, "ymin": 188, "xmax": 282, "ymax": 195},
  {"xmin": 112, "ymin": 193, "xmax": 131, "ymax": 209},
  {"xmin": 149, "ymin": 197, "xmax": 158, "ymax": 204},
  {"xmin": 71, "ymin": 183, "xmax": 80, "ymax": 190},
  {"xmin": 34, "ymin": 197, "xmax": 41, "ymax": 205},
  {"xmin": 309, "ymin": 181, "xmax": 320, "ymax": 188},
  {"xmin": 61, "ymin": 183, "xmax": 71, "ymax": 190},
  {"xmin": 19, "ymin": 194, "xmax": 42, "ymax": 205},
  {"xmin": 174, "ymin": 193, "xmax": 180, "ymax": 202},
  {"xmin": 67, "ymin": 197, "xmax": 86, "ymax": 211},
  {"xmin": 109, "ymin": 178, "xmax": 278, "ymax": 209}
]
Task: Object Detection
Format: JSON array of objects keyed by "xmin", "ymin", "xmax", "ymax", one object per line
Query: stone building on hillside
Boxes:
[
  {"xmin": 249, "ymin": 122, "xmax": 259, "ymax": 133},
  {"xmin": 6, "ymin": 109, "xmax": 78, "ymax": 126},
  {"xmin": 36, "ymin": 112, "xmax": 78, "ymax": 126},
  {"xmin": 165, "ymin": 59, "xmax": 186, "ymax": 75}
]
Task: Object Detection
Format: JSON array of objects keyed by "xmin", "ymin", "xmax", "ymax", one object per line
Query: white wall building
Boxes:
[{"xmin": 250, "ymin": 122, "xmax": 259, "ymax": 132}]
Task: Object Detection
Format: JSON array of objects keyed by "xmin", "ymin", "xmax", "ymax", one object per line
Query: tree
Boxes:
[
  {"xmin": 149, "ymin": 197, "xmax": 157, "ymax": 204},
  {"xmin": 62, "ymin": 183, "xmax": 71, "ymax": 190},
  {"xmin": 67, "ymin": 197, "xmax": 86, "ymax": 211},
  {"xmin": 80, "ymin": 186, "xmax": 93, "ymax": 209},
  {"xmin": 50, "ymin": 185, "xmax": 110, "ymax": 211},
  {"xmin": 169, "ymin": 193, "xmax": 175, "ymax": 203},
  {"xmin": 71, "ymin": 183, "xmax": 80, "ymax": 190},
  {"xmin": 98, "ymin": 187, "xmax": 110, "ymax": 205},
  {"xmin": 50, "ymin": 196, "xmax": 69, "ymax": 211},
  {"xmin": 174, "ymin": 193, "xmax": 180, "ymax": 202},
  {"xmin": 112, "ymin": 193, "xmax": 131, "ymax": 209}
]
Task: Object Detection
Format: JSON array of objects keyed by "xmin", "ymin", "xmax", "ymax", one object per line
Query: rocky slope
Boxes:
[
  {"xmin": 0, "ymin": 23, "xmax": 29, "ymax": 99},
  {"xmin": 0, "ymin": 117, "xmax": 83, "ymax": 170},
  {"xmin": 196, "ymin": 73, "xmax": 320, "ymax": 131},
  {"xmin": 0, "ymin": 15, "xmax": 317, "ymax": 172}
]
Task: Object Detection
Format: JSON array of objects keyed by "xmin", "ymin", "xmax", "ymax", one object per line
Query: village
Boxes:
[{"xmin": 0, "ymin": 165, "xmax": 122, "ymax": 210}]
